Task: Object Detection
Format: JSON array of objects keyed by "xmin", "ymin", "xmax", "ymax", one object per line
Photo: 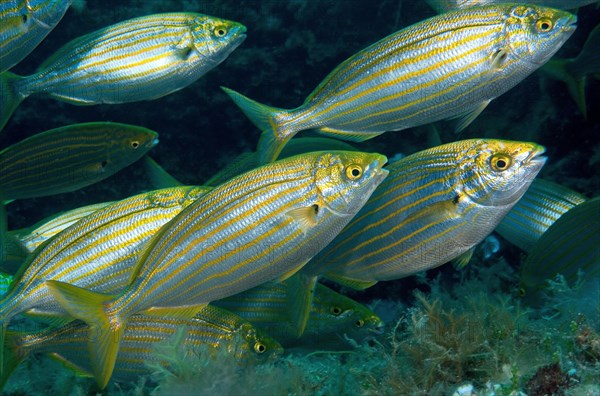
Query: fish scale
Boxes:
[
  {"xmin": 46, "ymin": 150, "xmax": 388, "ymax": 388},
  {"xmin": 0, "ymin": 122, "xmax": 158, "ymax": 201},
  {"xmin": 426, "ymin": 0, "xmax": 598, "ymax": 13},
  {"xmin": 215, "ymin": 281, "xmax": 384, "ymax": 348},
  {"xmin": 24, "ymin": 13, "xmax": 242, "ymax": 101},
  {"xmin": 0, "ymin": 185, "xmax": 211, "ymax": 372},
  {"xmin": 284, "ymin": 139, "xmax": 546, "ymax": 337},
  {"xmin": 223, "ymin": 4, "xmax": 576, "ymax": 163},
  {"xmin": 310, "ymin": 140, "xmax": 546, "ymax": 283},
  {"xmin": 11, "ymin": 201, "xmax": 114, "ymax": 253},
  {"xmin": 0, "ymin": 305, "xmax": 282, "ymax": 386},
  {"xmin": 0, "ymin": 12, "xmax": 247, "ymax": 131},
  {"xmin": 495, "ymin": 178, "xmax": 587, "ymax": 252},
  {"xmin": 0, "ymin": 0, "xmax": 73, "ymax": 73}
]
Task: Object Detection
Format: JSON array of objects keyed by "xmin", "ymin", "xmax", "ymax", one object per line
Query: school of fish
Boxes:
[{"xmin": 0, "ymin": 0, "xmax": 597, "ymax": 390}]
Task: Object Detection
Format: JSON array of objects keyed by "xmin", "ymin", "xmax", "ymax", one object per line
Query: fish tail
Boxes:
[
  {"xmin": 46, "ymin": 280, "xmax": 123, "ymax": 389},
  {"xmin": 542, "ymin": 59, "xmax": 587, "ymax": 118},
  {"xmin": 0, "ymin": 72, "xmax": 26, "ymax": 132},
  {"xmin": 221, "ymin": 86, "xmax": 294, "ymax": 164},
  {"xmin": 0, "ymin": 331, "xmax": 25, "ymax": 391},
  {"xmin": 284, "ymin": 273, "xmax": 318, "ymax": 337}
]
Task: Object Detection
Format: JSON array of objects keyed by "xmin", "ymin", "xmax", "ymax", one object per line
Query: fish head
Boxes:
[
  {"xmin": 305, "ymin": 284, "xmax": 384, "ymax": 344},
  {"xmin": 192, "ymin": 15, "xmax": 247, "ymax": 62},
  {"xmin": 505, "ymin": 5, "xmax": 577, "ymax": 65},
  {"xmin": 459, "ymin": 139, "xmax": 547, "ymax": 208},
  {"xmin": 233, "ymin": 323, "xmax": 283, "ymax": 363},
  {"xmin": 314, "ymin": 151, "xmax": 389, "ymax": 217},
  {"xmin": 108, "ymin": 123, "xmax": 159, "ymax": 155}
]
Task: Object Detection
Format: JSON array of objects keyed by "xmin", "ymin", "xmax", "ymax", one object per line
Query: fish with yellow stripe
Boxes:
[
  {"xmin": 0, "ymin": 186, "xmax": 211, "ymax": 371},
  {"xmin": 214, "ymin": 281, "xmax": 384, "ymax": 349},
  {"xmin": 223, "ymin": 4, "xmax": 576, "ymax": 163},
  {"xmin": 0, "ymin": 12, "xmax": 246, "ymax": 131},
  {"xmin": 0, "ymin": 305, "xmax": 282, "ymax": 388},
  {"xmin": 1, "ymin": 201, "xmax": 113, "ymax": 274},
  {"xmin": 0, "ymin": 0, "xmax": 73, "ymax": 72},
  {"xmin": 495, "ymin": 178, "xmax": 587, "ymax": 252},
  {"xmin": 519, "ymin": 197, "xmax": 600, "ymax": 302},
  {"xmin": 46, "ymin": 150, "xmax": 388, "ymax": 388},
  {"xmin": 426, "ymin": 0, "xmax": 598, "ymax": 13},
  {"xmin": 288, "ymin": 139, "xmax": 546, "ymax": 334},
  {"xmin": 0, "ymin": 122, "xmax": 157, "ymax": 201},
  {"xmin": 10, "ymin": 201, "xmax": 114, "ymax": 254}
]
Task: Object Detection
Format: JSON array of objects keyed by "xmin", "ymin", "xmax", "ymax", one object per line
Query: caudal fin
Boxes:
[
  {"xmin": 45, "ymin": 280, "xmax": 123, "ymax": 389},
  {"xmin": 221, "ymin": 87, "xmax": 294, "ymax": 164},
  {"xmin": 0, "ymin": 72, "xmax": 26, "ymax": 133}
]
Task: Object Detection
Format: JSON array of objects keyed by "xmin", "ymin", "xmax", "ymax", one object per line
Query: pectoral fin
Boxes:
[
  {"xmin": 452, "ymin": 247, "xmax": 475, "ymax": 269},
  {"xmin": 287, "ymin": 204, "xmax": 319, "ymax": 234},
  {"xmin": 454, "ymin": 100, "xmax": 490, "ymax": 132}
]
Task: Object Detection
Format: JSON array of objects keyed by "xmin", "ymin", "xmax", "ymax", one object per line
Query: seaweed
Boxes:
[{"xmin": 524, "ymin": 362, "xmax": 573, "ymax": 396}]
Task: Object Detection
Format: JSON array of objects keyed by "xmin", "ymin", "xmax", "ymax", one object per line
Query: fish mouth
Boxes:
[
  {"xmin": 525, "ymin": 145, "xmax": 547, "ymax": 168},
  {"xmin": 372, "ymin": 154, "xmax": 390, "ymax": 177},
  {"xmin": 369, "ymin": 320, "xmax": 386, "ymax": 335},
  {"xmin": 563, "ymin": 14, "xmax": 578, "ymax": 33}
]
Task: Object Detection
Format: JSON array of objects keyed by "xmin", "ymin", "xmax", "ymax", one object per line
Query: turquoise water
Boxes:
[{"xmin": 1, "ymin": 1, "xmax": 598, "ymax": 394}]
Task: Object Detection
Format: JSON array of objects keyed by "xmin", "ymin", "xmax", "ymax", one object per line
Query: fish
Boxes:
[
  {"xmin": 0, "ymin": 0, "xmax": 73, "ymax": 73},
  {"xmin": 426, "ymin": 0, "xmax": 598, "ymax": 13},
  {"xmin": 2, "ymin": 201, "xmax": 112, "ymax": 274},
  {"xmin": 204, "ymin": 137, "xmax": 359, "ymax": 186},
  {"xmin": 9, "ymin": 201, "xmax": 114, "ymax": 253},
  {"xmin": 145, "ymin": 137, "xmax": 359, "ymax": 189},
  {"xmin": 495, "ymin": 178, "xmax": 587, "ymax": 252},
  {"xmin": 0, "ymin": 186, "xmax": 211, "ymax": 372},
  {"xmin": 519, "ymin": 197, "xmax": 600, "ymax": 301},
  {"xmin": 0, "ymin": 12, "xmax": 247, "ymax": 131},
  {"xmin": 540, "ymin": 24, "xmax": 600, "ymax": 118},
  {"xmin": 0, "ymin": 122, "xmax": 158, "ymax": 201},
  {"xmin": 222, "ymin": 4, "xmax": 576, "ymax": 163},
  {"xmin": 0, "ymin": 305, "xmax": 282, "ymax": 388},
  {"xmin": 290, "ymin": 139, "xmax": 546, "ymax": 334},
  {"xmin": 46, "ymin": 150, "xmax": 389, "ymax": 388},
  {"xmin": 214, "ymin": 281, "xmax": 384, "ymax": 349}
]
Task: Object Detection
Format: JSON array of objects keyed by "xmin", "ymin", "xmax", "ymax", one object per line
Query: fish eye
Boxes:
[
  {"xmin": 355, "ymin": 319, "xmax": 365, "ymax": 328},
  {"xmin": 330, "ymin": 306, "xmax": 343, "ymax": 316},
  {"xmin": 490, "ymin": 153, "xmax": 512, "ymax": 172},
  {"xmin": 536, "ymin": 18, "xmax": 553, "ymax": 33},
  {"xmin": 345, "ymin": 165, "xmax": 363, "ymax": 180},
  {"xmin": 214, "ymin": 27, "xmax": 228, "ymax": 37},
  {"xmin": 254, "ymin": 342, "xmax": 267, "ymax": 354},
  {"xmin": 130, "ymin": 141, "xmax": 140, "ymax": 149}
]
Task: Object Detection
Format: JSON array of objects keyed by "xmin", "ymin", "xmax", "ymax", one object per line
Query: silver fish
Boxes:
[
  {"xmin": 223, "ymin": 4, "xmax": 576, "ymax": 163},
  {"xmin": 0, "ymin": 12, "xmax": 246, "ymax": 131}
]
